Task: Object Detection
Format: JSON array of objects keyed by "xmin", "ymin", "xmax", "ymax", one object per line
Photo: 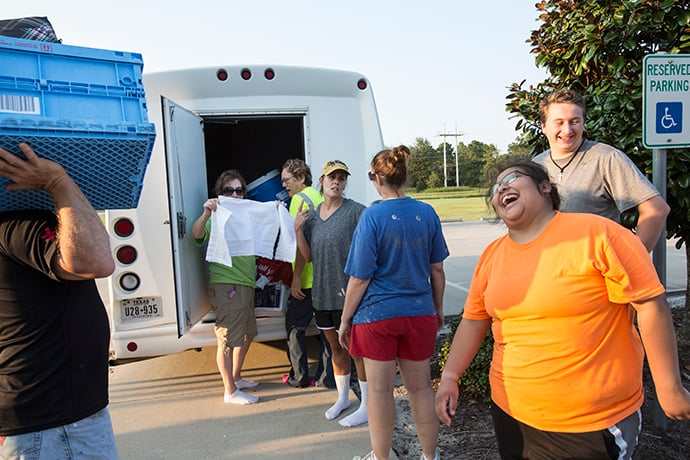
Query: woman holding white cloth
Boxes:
[{"xmin": 191, "ymin": 169, "xmax": 260, "ymax": 405}]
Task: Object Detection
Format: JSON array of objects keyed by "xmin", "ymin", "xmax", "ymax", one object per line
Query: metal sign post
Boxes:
[
  {"xmin": 652, "ymin": 148, "xmax": 668, "ymax": 287},
  {"xmin": 652, "ymin": 148, "xmax": 668, "ymax": 433}
]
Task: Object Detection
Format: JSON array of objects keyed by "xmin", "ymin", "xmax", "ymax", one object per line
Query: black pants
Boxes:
[{"xmin": 284, "ymin": 289, "xmax": 334, "ymax": 387}]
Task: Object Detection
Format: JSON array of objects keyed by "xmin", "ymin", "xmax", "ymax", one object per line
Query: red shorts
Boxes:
[{"xmin": 349, "ymin": 315, "xmax": 437, "ymax": 361}]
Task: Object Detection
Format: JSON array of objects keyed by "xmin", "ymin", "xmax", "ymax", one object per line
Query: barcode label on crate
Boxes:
[{"xmin": 0, "ymin": 94, "xmax": 40, "ymax": 115}]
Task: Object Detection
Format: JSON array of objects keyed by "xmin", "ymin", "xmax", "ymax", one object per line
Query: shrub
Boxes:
[{"xmin": 438, "ymin": 316, "xmax": 494, "ymax": 404}]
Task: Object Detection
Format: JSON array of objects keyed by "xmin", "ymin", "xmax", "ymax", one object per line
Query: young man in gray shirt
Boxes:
[{"xmin": 533, "ymin": 89, "xmax": 670, "ymax": 251}]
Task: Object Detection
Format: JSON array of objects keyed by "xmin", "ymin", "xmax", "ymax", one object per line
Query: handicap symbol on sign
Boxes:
[{"xmin": 656, "ymin": 102, "xmax": 682, "ymax": 134}]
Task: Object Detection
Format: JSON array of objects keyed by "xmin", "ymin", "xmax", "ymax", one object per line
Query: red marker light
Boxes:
[
  {"xmin": 113, "ymin": 218, "xmax": 134, "ymax": 237},
  {"xmin": 241, "ymin": 68, "xmax": 252, "ymax": 80},
  {"xmin": 116, "ymin": 246, "xmax": 138, "ymax": 265},
  {"xmin": 216, "ymin": 68, "xmax": 228, "ymax": 81},
  {"xmin": 357, "ymin": 79, "xmax": 368, "ymax": 90},
  {"xmin": 264, "ymin": 68, "xmax": 275, "ymax": 80}
]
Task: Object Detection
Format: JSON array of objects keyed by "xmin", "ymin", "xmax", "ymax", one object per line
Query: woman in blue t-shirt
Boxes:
[{"xmin": 340, "ymin": 145, "xmax": 449, "ymax": 460}]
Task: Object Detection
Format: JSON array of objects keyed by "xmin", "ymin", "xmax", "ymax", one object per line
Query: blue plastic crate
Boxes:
[{"xmin": 0, "ymin": 36, "xmax": 155, "ymax": 210}]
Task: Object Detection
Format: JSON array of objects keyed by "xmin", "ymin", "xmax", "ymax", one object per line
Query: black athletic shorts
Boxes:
[{"xmin": 490, "ymin": 402, "xmax": 641, "ymax": 460}]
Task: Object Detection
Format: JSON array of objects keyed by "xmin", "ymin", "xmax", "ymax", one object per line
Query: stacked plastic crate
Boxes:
[{"xmin": 0, "ymin": 36, "xmax": 155, "ymax": 211}]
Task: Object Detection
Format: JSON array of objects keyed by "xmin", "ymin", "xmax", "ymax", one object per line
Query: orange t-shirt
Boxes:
[{"xmin": 463, "ymin": 212, "xmax": 665, "ymax": 432}]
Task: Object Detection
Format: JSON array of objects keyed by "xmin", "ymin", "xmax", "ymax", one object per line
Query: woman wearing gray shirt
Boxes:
[{"xmin": 294, "ymin": 159, "xmax": 368, "ymax": 428}]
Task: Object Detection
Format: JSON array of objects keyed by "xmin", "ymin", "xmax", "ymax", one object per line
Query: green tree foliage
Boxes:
[
  {"xmin": 427, "ymin": 170, "xmax": 443, "ymax": 189},
  {"xmin": 456, "ymin": 140, "xmax": 500, "ymax": 187},
  {"xmin": 410, "ymin": 138, "xmax": 502, "ymax": 190},
  {"xmin": 506, "ymin": 0, "xmax": 690, "ymax": 333},
  {"xmin": 456, "ymin": 141, "xmax": 484, "ymax": 187},
  {"xmin": 479, "ymin": 142, "xmax": 501, "ymax": 186},
  {"xmin": 409, "ymin": 138, "xmax": 456, "ymax": 190},
  {"xmin": 408, "ymin": 138, "xmax": 437, "ymax": 191},
  {"xmin": 438, "ymin": 316, "xmax": 494, "ymax": 404},
  {"xmin": 506, "ymin": 134, "xmax": 534, "ymax": 158}
]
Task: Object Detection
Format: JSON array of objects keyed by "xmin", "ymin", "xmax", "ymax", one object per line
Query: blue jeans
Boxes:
[
  {"xmin": 285, "ymin": 290, "xmax": 334, "ymax": 388},
  {"xmin": 0, "ymin": 407, "xmax": 119, "ymax": 460}
]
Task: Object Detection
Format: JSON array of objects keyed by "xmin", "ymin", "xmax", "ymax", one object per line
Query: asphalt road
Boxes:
[{"xmin": 440, "ymin": 220, "xmax": 687, "ymax": 317}]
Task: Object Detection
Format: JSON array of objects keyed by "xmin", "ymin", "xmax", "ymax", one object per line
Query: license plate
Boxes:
[{"xmin": 121, "ymin": 296, "xmax": 162, "ymax": 320}]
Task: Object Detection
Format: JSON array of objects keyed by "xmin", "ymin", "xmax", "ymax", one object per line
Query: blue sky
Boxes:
[{"xmin": 3, "ymin": 1, "xmax": 548, "ymax": 153}]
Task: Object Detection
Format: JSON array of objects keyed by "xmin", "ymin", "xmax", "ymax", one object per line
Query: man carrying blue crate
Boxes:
[{"xmin": 0, "ymin": 143, "xmax": 119, "ymax": 459}]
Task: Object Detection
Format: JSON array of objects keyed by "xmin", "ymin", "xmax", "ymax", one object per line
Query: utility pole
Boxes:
[
  {"xmin": 441, "ymin": 124, "xmax": 447, "ymax": 187},
  {"xmin": 437, "ymin": 125, "xmax": 464, "ymax": 186}
]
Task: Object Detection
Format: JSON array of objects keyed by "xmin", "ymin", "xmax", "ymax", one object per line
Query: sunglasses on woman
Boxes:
[{"xmin": 222, "ymin": 186, "xmax": 244, "ymax": 196}]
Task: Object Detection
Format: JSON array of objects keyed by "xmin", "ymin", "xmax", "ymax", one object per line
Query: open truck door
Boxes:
[{"xmin": 161, "ymin": 97, "xmax": 211, "ymax": 337}]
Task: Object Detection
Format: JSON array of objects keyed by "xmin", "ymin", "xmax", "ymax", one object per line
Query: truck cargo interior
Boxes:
[{"xmin": 202, "ymin": 115, "xmax": 305, "ymax": 197}]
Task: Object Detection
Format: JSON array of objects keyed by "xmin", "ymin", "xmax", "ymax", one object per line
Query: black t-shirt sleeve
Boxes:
[{"xmin": 0, "ymin": 210, "xmax": 59, "ymax": 281}]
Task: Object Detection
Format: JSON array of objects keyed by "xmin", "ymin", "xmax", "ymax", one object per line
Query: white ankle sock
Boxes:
[
  {"xmin": 325, "ymin": 373, "xmax": 351, "ymax": 420},
  {"xmin": 224, "ymin": 389, "xmax": 259, "ymax": 404},
  {"xmin": 420, "ymin": 447, "xmax": 440, "ymax": 460},
  {"xmin": 234, "ymin": 379, "xmax": 259, "ymax": 390},
  {"xmin": 339, "ymin": 380, "xmax": 368, "ymax": 427}
]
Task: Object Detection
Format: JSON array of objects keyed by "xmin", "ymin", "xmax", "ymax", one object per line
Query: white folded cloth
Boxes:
[
  {"xmin": 206, "ymin": 203, "xmax": 234, "ymax": 267},
  {"xmin": 205, "ymin": 198, "xmax": 296, "ymax": 267}
]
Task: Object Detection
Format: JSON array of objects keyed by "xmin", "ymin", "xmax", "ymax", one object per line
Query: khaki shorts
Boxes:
[{"xmin": 209, "ymin": 283, "xmax": 257, "ymax": 350}]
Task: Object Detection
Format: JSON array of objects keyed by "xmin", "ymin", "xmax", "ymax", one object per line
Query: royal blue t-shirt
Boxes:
[{"xmin": 344, "ymin": 197, "xmax": 449, "ymax": 325}]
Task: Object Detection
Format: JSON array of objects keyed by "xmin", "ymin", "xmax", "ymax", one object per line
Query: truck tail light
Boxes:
[
  {"xmin": 116, "ymin": 246, "xmax": 137, "ymax": 265},
  {"xmin": 113, "ymin": 218, "xmax": 134, "ymax": 237}
]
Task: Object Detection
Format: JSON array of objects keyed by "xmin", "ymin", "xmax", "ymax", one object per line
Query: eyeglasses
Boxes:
[
  {"xmin": 281, "ymin": 176, "xmax": 295, "ymax": 185},
  {"xmin": 367, "ymin": 171, "xmax": 378, "ymax": 181},
  {"xmin": 222, "ymin": 186, "xmax": 244, "ymax": 196},
  {"xmin": 489, "ymin": 170, "xmax": 527, "ymax": 197}
]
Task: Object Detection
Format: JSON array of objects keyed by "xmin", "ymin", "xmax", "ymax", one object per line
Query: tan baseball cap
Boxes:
[{"xmin": 321, "ymin": 159, "xmax": 350, "ymax": 177}]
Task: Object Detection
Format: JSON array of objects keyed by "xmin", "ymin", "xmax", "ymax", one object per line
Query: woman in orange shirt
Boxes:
[{"xmin": 436, "ymin": 159, "xmax": 690, "ymax": 459}]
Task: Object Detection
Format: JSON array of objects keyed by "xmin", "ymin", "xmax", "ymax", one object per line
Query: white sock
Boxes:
[
  {"xmin": 354, "ymin": 452, "xmax": 378, "ymax": 460},
  {"xmin": 325, "ymin": 373, "xmax": 351, "ymax": 420},
  {"xmin": 339, "ymin": 380, "xmax": 368, "ymax": 427},
  {"xmin": 421, "ymin": 447, "xmax": 440, "ymax": 460},
  {"xmin": 234, "ymin": 379, "xmax": 259, "ymax": 390},
  {"xmin": 224, "ymin": 389, "xmax": 259, "ymax": 404}
]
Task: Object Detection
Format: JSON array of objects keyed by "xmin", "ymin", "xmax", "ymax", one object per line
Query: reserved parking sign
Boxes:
[{"xmin": 643, "ymin": 54, "xmax": 690, "ymax": 148}]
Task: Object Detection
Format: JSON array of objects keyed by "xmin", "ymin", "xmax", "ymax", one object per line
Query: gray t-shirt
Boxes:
[
  {"xmin": 533, "ymin": 139, "xmax": 660, "ymax": 223},
  {"xmin": 302, "ymin": 198, "xmax": 365, "ymax": 311}
]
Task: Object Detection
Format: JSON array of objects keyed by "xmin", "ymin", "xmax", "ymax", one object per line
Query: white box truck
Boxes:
[{"xmin": 99, "ymin": 65, "xmax": 384, "ymax": 362}]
